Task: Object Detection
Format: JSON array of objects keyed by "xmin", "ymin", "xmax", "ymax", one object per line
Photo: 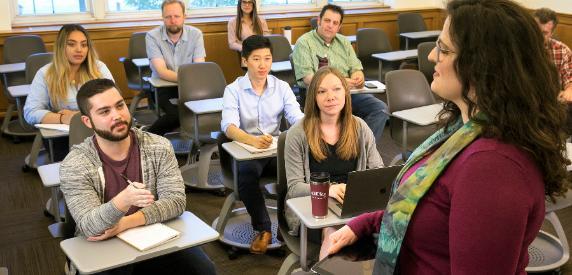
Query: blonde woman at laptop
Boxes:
[
  {"xmin": 284, "ymin": 66, "xmax": 384, "ymax": 258},
  {"xmin": 322, "ymin": 1, "xmax": 570, "ymax": 274}
]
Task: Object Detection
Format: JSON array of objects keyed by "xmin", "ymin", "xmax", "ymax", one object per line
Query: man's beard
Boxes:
[
  {"xmin": 167, "ymin": 25, "xmax": 182, "ymax": 35},
  {"xmin": 91, "ymin": 119, "xmax": 132, "ymax": 142}
]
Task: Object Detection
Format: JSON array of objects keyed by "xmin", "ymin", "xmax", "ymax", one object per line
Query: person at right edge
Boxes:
[{"xmin": 322, "ymin": 0, "xmax": 570, "ymax": 274}]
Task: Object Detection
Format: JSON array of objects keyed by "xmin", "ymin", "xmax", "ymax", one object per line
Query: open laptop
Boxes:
[{"xmin": 328, "ymin": 165, "xmax": 403, "ymax": 218}]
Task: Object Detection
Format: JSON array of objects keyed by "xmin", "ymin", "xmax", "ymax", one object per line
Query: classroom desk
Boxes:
[
  {"xmin": 7, "ymin": 84, "xmax": 31, "ymax": 129},
  {"xmin": 347, "ymin": 35, "xmax": 356, "ymax": 44},
  {"xmin": 391, "ymin": 103, "xmax": 442, "ymax": 155},
  {"xmin": 38, "ymin": 126, "xmax": 69, "ymax": 163},
  {"xmin": 371, "ymin": 50, "xmax": 418, "ymax": 82},
  {"xmin": 0, "ymin": 62, "xmax": 25, "ymax": 79},
  {"xmin": 400, "ymin": 30, "xmax": 441, "ymax": 50},
  {"xmin": 286, "ymin": 196, "xmax": 351, "ymax": 271},
  {"xmin": 271, "ymin": 60, "xmax": 292, "ymax": 73},
  {"xmin": 38, "ymin": 162, "xmax": 64, "ymax": 236},
  {"xmin": 61, "ymin": 211, "xmax": 219, "ymax": 275},
  {"xmin": 147, "ymin": 77, "xmax": 177, "ymax": 116},
  {"xmin": 350, "ymin": 80, "xmax": 386, "ymax": 95},
  {"xmin": 130, "ymin": 58, "xmax": 152, "ymax": 112},
  {"xmin": 181, "ymin": 98, "xmax": 224, "ymax": 190}
]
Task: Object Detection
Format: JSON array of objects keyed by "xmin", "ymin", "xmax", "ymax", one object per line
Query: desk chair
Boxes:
[
  {"xmin": 267, "ymin": 35, "xmax": 296, "ymax": 87},
  {"xmin": 177, "ymin": 62, "xmax": 225, "ymax": 192},
  {"xmin": 397, "ymin": 13, "xmax": 427, "ymax": 50},
  {"xmin": 356, "ymin": 28, "xmax": 393, "ymax": 83},
  {"xmin": 385, "ymin": 70, "xmax": 437, "ymax": 164},
  {"xmin": 417, "ymin": 42, "xmax": 435, "ymax": 84},
  {"xmin": 310, "ymin": 17, "xmax": 318, "ymax": 29},
  {"xmin": 119, "ymin": 32, "xmax": 156, "ymax": 127},
  {"xmin": 527, "ymin": 189, "xmax": 572, "ymax": 273},
  {"xmin": 276, "ymin": 131, "xmax": 320, "ymax": 275},
  {"xmin": 213, "ymin": 133, "xmax": 282, "ymax": 258},
  {"xmin": 43, "ymin": 113, "xmax": 93, "ymax": 235},
  {"xmin": 1, "ymin": 35, "xmax": 46, "ymax": 140},
  {"xmin": 289, "ymin": 53, "xmax": 305, "ymax": 108},
  {"xmin": 21, "ymin": 53, "xmax": 55, "ymax": 172}
]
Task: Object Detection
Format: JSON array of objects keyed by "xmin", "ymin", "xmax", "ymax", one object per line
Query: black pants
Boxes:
[
  {"xmin": 93, "ymin": 246, "xmax": 216, "ymax": 275},
  {"xmin": 42, "ymin": 136, "xmax": 69, "ymax": 162},
  {"xmin": 148, "ymin": 87, "xmax": 179, "ymax": 136},
  {"xmin": 238, "ymin": 158, "xmax": 277, "ymax": 232}
]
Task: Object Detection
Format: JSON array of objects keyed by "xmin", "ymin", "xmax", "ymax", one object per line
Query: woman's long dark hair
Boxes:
[
  {"xmin": 439, "ymin": 0, "xmax": 569, "ymax": 199},
  {"xmin": 235, "ymin": 0, "xmax": 263, "ymax": 41}
]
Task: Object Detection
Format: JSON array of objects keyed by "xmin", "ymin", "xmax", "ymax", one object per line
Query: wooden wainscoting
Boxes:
[{"xmin": 0, "ymin": 7, "xmax": 441, "ymax": 116}]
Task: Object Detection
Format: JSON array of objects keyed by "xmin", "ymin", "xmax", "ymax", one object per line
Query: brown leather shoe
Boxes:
[{"xmin": 250, "ymin": 231, "xmax": 272, "ymax": 254}]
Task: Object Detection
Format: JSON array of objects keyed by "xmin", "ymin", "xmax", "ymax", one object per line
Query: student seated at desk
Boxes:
[
  {"xmin": 323, "ymin": 1, "xmax": 570, "ymax": 274},
  {"xmin": 60, "ymin": 79, "xmax": 215, "ymax": 275},
  {"xmin": 221, "ymin": 35, "xmax": 304, "ymax": 254},
  {"xmin": 146, "ymin": 0, "xmax": 206, "ymax": 136},
  {"xmin": 284, "ymin": 66, "xmax": 383, "ymax": 258},
  {"xmin": 227, "ymin": 0, "xmax": 270, "ymax": 52},
  {"xmin": 23, "ymin": 24, "xmax": 114, "ymax": 162}
]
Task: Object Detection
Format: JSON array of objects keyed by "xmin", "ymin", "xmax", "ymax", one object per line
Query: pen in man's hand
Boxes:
[
  {"xmin": 256, "ymin": 126, "xmax": 270, "ymax": 137},
  {"xmin": 120, "ymin": 174, "xmax": 143, "ymax": 189}
]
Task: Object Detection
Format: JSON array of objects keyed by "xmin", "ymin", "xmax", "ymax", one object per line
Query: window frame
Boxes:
[{"xmin": 9, "ymin": 0, "xmax": 385, "ymax": 27}]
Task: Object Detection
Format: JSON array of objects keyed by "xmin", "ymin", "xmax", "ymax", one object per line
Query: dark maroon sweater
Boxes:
[{"xmin": 347, "ymin": 138, "xmax": 545, "ymax": 274}]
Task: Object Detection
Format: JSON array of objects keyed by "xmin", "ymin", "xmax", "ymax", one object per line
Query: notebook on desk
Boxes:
[
  {"xmin": 233, "ymin": 136, "xmax": 278, "ymax": 154},
  {"xmin": 328, "ymin": 165, "xmax": 403, "ymax": 218},
  {"xmin": 35, "ymin": 123, "xmax": 70, "ymax": 132},
  {"xmin": 116, "ymin": 223, "xmax": 180, "ymax": 251}
]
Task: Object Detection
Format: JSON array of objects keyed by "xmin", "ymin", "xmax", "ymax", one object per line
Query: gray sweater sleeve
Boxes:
[
  {"xmin": 60, "ymin": 148, "xmax": 124, "ymax": 237},
  {"xmin": 139, "ymin": 135, "xmax": 186, "ymax": 225},
  {"xmin": 285, "ymin": 121, "xmax": 311, "ymax": 201}
]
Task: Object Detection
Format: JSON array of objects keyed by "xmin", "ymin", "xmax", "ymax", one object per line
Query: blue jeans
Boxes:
[
  {"xmin": 92, "ymin": 246, "xmax": 216, "ymax": 275},
  {"xmin": 351, "ymin": 94, "xmax": 389, "ymax": 140},
  {"xmin": 237, "ymin": 157, "xmax": 277, "ymax": 232}
]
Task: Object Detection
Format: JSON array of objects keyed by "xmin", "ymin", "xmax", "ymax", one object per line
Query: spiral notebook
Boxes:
[{"xmin": 116, "ymin": 223, "xmax": 180, "ymax": 251}]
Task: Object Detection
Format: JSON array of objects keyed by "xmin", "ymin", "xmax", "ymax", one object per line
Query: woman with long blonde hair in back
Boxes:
[
  {"xmin": 284, "ymin": 66, "xmax": 383, "ymax": 257},
  {"xmin": 24, "ymin": 24, "xmax": 113, "ymax": 161}
]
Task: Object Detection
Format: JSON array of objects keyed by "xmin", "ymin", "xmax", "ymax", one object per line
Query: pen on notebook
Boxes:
[
  {"xmin": 256, "ymin": 126, "xmax": 270, "ymax": 137},
  {"xmin": 120, "ymin": 174, "xmax": 143, "ymax": 189}
]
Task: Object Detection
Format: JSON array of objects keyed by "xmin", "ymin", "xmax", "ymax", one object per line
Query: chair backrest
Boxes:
[
  {"xmin": 3, "ymin": 35, "xmax": 47, "ymax": 64},
  {"xmin": 266, "ymin": 35, "xmax": 292, "ymax": 62},
  {"xmin": 310, "ymin": 17, "xmax": 318, "ymax": 29},
  {"xmin": 25, "ymin": 53, "xmax": 53, "ymax": 84},
  {"xmin": 397, "ymin": 13, "xmax": 427, "ymax": 34},
  {"xmin": 68, "ymin": 113, "xmax": 94, "ymax": 148},
  {"xmin": 178, "ymin": 62, "xmax": 226, "ymax": 138},
  {"xmin": 3, "ymin": 35, "xmax": 47, "ymax": 87},
  {"xmin": 417, "ymin": 42, "xmax": 435, "ymax": 84},
  {"xmin": 128, "ymin": 32, "xmax": 148, "ymax": 59},
  {"xmin": 356, "ymin": 28, "xmax": 392, "ymax": 81},
  {"xmin": 276, "ymin": 131, "xmax": 289, "ymax": 232},
  {"xmin": 385, "ymin": 69, "xmax": 435, "ymax": 113}
]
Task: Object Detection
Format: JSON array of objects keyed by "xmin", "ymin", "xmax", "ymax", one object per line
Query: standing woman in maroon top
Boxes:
[{"xmin": 322, "ymin": 0, "xmax": 570, "ymax": 274}]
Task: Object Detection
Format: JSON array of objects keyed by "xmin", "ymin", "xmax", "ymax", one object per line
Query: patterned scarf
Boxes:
[{"xmin": 374, "ymin": 116, "xmax": 483, "ymax": 274}]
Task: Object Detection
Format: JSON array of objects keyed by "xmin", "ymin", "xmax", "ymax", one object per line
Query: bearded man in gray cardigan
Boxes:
[{"xmin": 60, "ymin": 78, "xmax": 215, "ymax": 275}]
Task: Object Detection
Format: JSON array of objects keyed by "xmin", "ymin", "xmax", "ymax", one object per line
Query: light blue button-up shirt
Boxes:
[
  {"xmin": 146, "ymin": 24, "xmax": 206, "ymax": 78},
  {"xmin": 221, "ymin": 74, "xmax": 304, "ymax": 136},
  {"xmin": 24, "ymin": 60, "xmax": 114, "ymax": 125}
]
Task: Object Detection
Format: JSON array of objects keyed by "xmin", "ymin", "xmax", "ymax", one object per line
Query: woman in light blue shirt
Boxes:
[{"xmin": 24, "ymin": 24, "xmax": 113, "ymax": 161}]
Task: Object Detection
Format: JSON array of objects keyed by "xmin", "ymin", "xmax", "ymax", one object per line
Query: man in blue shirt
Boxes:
[
  {"xmin": 145, "ymin": 0, "xmax": 206, "ymax": 135},
  {"xmin": 221, "ymin": 35, "xmax": 304, "ymax": 254}
]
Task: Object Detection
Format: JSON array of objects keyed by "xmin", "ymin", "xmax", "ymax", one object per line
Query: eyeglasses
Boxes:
[
  {"xmin": 435, "ymin": 38, "xmax": 455, "ymax": 62},
  {"xmin": 241, "ymin": 0, "xmax": 254, "ymax": 5}
]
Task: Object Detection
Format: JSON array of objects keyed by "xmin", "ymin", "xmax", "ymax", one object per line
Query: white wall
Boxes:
[
  {"xmin": 514, "ymin": 0, "xmax": 572, "ymax": 14},
  {"xmin": 386, "ymin": 0, "xmax": 441, "ymax": 9},
  {"xmin": 0, "ymin": 1, "xmax": 12, "ymax": 31}
]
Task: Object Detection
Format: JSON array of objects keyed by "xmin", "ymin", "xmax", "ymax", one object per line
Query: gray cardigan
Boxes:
[
  {"xmin": 284, "ymin": 116, "xmax": 384, "ymax": 235},
  {"xmin": 60, "ymin": 128, "xmax": 186, "ymax": 237}
]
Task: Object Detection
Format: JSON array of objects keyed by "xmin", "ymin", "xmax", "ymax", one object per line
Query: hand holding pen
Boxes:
[
  {"xmin": 112, "ymin": 174, "xmax": 154, "ymax": 211},
  {"xmin": 252, "ymin": 127, "xmax": 273, "ymax": 149}
]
